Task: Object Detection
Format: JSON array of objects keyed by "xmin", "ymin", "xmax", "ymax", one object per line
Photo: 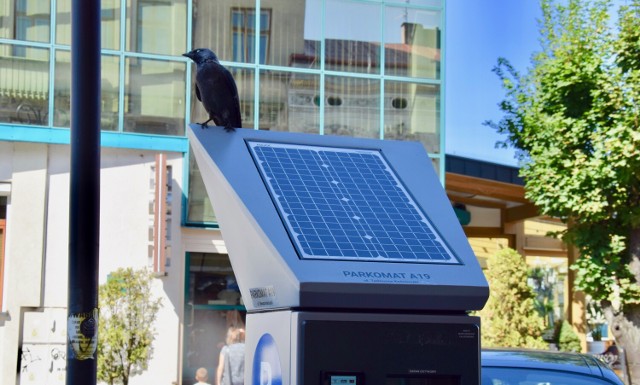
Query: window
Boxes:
[
  {"xmin": 53, "ymin": 50, "xmax": 121, "ymax": 129},
  {"xmin": 323, "ymin": 75, "xmax": 380, "ymax": 139},
  {"xmin": 187, "ymin": 148, "xmax": 216, "ymax": 224},
  {"xmin": 323, "ymin": 0, "xmax": 382, "ymax": 74},
  {"xmin": 384, "ymin": 6, "xmax": 441, "ymax": 80},
  {"xmin": 262, "ymin": 0, "xmax": 320, "ymax": 69},
  {"xmin": 181, "ymin": 253, "xmax": 245, "ymax": 384},
  {"xmin": 12, "ymin": 0, "xmax": 51, "ymax": 47},
  {"xmin": 527, "ymin": 256, "xmax": 568, "ymax": 329},
  {"xmin": 128, "ymin": 0, "xmax": 187, "ymax": 55},
  {"xmin": 232, "ymin": 8, "xmax": 271, "ymax": 64},
  {"xmin": 0, "ymin": 44, "xmax": 50, "ymax": 126},
  {"xmin": 384, "ymin": 82, "xmax": 441, "ymax": 154},
  {"xmin": 259, "ymin": 70, "xmax": 320, "ymax": 133},
  {"xmin": 124, "ymin": 57, "xmax": 187, "ymax": 135},
  {"xmin": 55, "ymin": 0, "xmax": 121, "ymax": 50}
]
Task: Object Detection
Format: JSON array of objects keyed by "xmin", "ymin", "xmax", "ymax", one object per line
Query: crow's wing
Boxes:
[
  {"xmin": 220, "ymin": 68, "xmax": 242, "ymax": 127},
  {"xmin": 195, "ymin": 83, "xmax": 202, "ymax": 102}
]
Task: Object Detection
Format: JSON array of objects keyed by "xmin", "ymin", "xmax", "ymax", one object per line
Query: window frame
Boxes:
[{"xmin": 231, "ymin": 7, "xmax": 271, "ymax": 64}]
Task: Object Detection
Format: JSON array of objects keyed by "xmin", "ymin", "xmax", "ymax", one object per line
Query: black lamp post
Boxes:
[{"xmin": 67, "ymin": 0, "xmax": 101, "ymax": 383}]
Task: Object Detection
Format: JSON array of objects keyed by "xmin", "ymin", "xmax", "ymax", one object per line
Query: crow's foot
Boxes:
[
  {"xmin": 224, "ymin": 126, "xmax": 236, "ymax": 132},
  {"xmin": 199, "ymin": 118, "xmax": 213, "ymax": 129}
]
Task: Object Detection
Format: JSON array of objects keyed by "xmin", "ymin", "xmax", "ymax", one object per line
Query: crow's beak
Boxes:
[{"xmin": 182, "ymin": 52, "xmax": 192, "ymax": 59}]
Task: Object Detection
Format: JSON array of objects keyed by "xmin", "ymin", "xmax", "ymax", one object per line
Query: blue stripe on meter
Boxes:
[{"xmin": 252, "ymin": 333, "xmax": 282, "ymax": 385}]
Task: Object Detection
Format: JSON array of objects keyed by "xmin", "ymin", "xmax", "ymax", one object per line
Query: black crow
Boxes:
[{"xmin": 183, "ymin": 48, "xmax": 242, "ymax": 131}]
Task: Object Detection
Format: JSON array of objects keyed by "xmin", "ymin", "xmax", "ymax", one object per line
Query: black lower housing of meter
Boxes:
[{"xmin": 301, "ymin": 316, "xmax": 479, "ymax": 385}]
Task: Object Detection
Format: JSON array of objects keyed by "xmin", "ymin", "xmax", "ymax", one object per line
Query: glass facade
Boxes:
[
  {"xmin": 53, "ymin": 51, "xmax": 121, "ymax": 130},
  {"xmin": 124, "ymin": 57, "xmax": 187, "ymax": 135},
  {"xmin": 0, "ymin": 0, "xmax": 444, "ymax": 226},
  {"xmin": 0, "ymin": 44, "xmax": 49, "ymax": 125}
]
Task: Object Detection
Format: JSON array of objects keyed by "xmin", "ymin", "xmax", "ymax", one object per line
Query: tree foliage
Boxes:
[
  {"xmin": 98, "ymin": 268, "xmax": 162, "ymax": 385},
  {"xmin": 554, "ymin": 320, "xmax": 582, "ymax": 352},
  {"xmin": 488, "ymin": 0, "xmax": 640, "ymax": 304},
  {"xmin": 478, "ymin": 248, "xmax": 547, "ymax": 349},
  {"xmin": 486, "ymin": 0, "xmax": 640, "ymax": 380}
]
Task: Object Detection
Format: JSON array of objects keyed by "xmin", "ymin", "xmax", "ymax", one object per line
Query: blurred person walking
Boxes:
[{"xmin": 215, "ymin": 327, "xmax": 245, "ymax": 385}]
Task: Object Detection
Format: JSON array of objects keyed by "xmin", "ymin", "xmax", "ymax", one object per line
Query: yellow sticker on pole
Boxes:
[{"xmin": 67, "ymin": 308, "xmax": 99, "ymax": 360}]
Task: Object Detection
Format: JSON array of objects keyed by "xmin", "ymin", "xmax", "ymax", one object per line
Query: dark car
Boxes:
[{"xmin": 482, "ymin": 349, "xmax": 624, "ymax": 385}]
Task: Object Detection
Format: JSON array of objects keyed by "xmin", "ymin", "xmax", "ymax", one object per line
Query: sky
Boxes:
[{"xmin": 445, "ymin": 1, "xmax": 543, "ymax": 166}]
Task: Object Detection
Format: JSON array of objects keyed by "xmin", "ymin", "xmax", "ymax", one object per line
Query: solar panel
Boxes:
[{"xmin": 247, "ymin": 141, "xmax": 460, "ymax": 264}]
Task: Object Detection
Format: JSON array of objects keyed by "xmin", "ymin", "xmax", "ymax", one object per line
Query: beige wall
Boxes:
[{"xmin": 0, "ymin": 143, "xmax": 205, "ymax": 385}]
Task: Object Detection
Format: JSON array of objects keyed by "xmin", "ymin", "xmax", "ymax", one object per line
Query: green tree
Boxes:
[
  {"xmin": 478, "ymin": 248, "xmax": 547, "ymax": 349},
  {"xmin": 98, "ymin": 268, "xmax": 162, "ymax": 385},
  {"xmin": 554, "ymin": 320, "xmax": 582, "ymax": 352},
  {"xmin": 486, "ymin": 0, "xmax": 640, "ymax": 381}
]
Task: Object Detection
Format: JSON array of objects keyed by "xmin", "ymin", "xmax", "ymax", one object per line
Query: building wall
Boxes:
[{"xmin": 0, "ymin": 143, "xmax": 198, "ymax": 385}]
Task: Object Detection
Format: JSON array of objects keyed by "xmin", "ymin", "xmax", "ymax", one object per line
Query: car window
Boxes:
[{"xmin": 482, "ymin": 368, "xmax": 615, "ymax": 385}]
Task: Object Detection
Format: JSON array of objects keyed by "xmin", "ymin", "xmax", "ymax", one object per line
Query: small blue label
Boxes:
[{"xmin": 252, "ymin": 333, "xmax": 283, "ymax": 385}]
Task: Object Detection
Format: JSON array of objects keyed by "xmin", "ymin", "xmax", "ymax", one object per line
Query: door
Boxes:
[{"xmin": 182, "ymin": 252, "xmax": 245, "ymax": 385}]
